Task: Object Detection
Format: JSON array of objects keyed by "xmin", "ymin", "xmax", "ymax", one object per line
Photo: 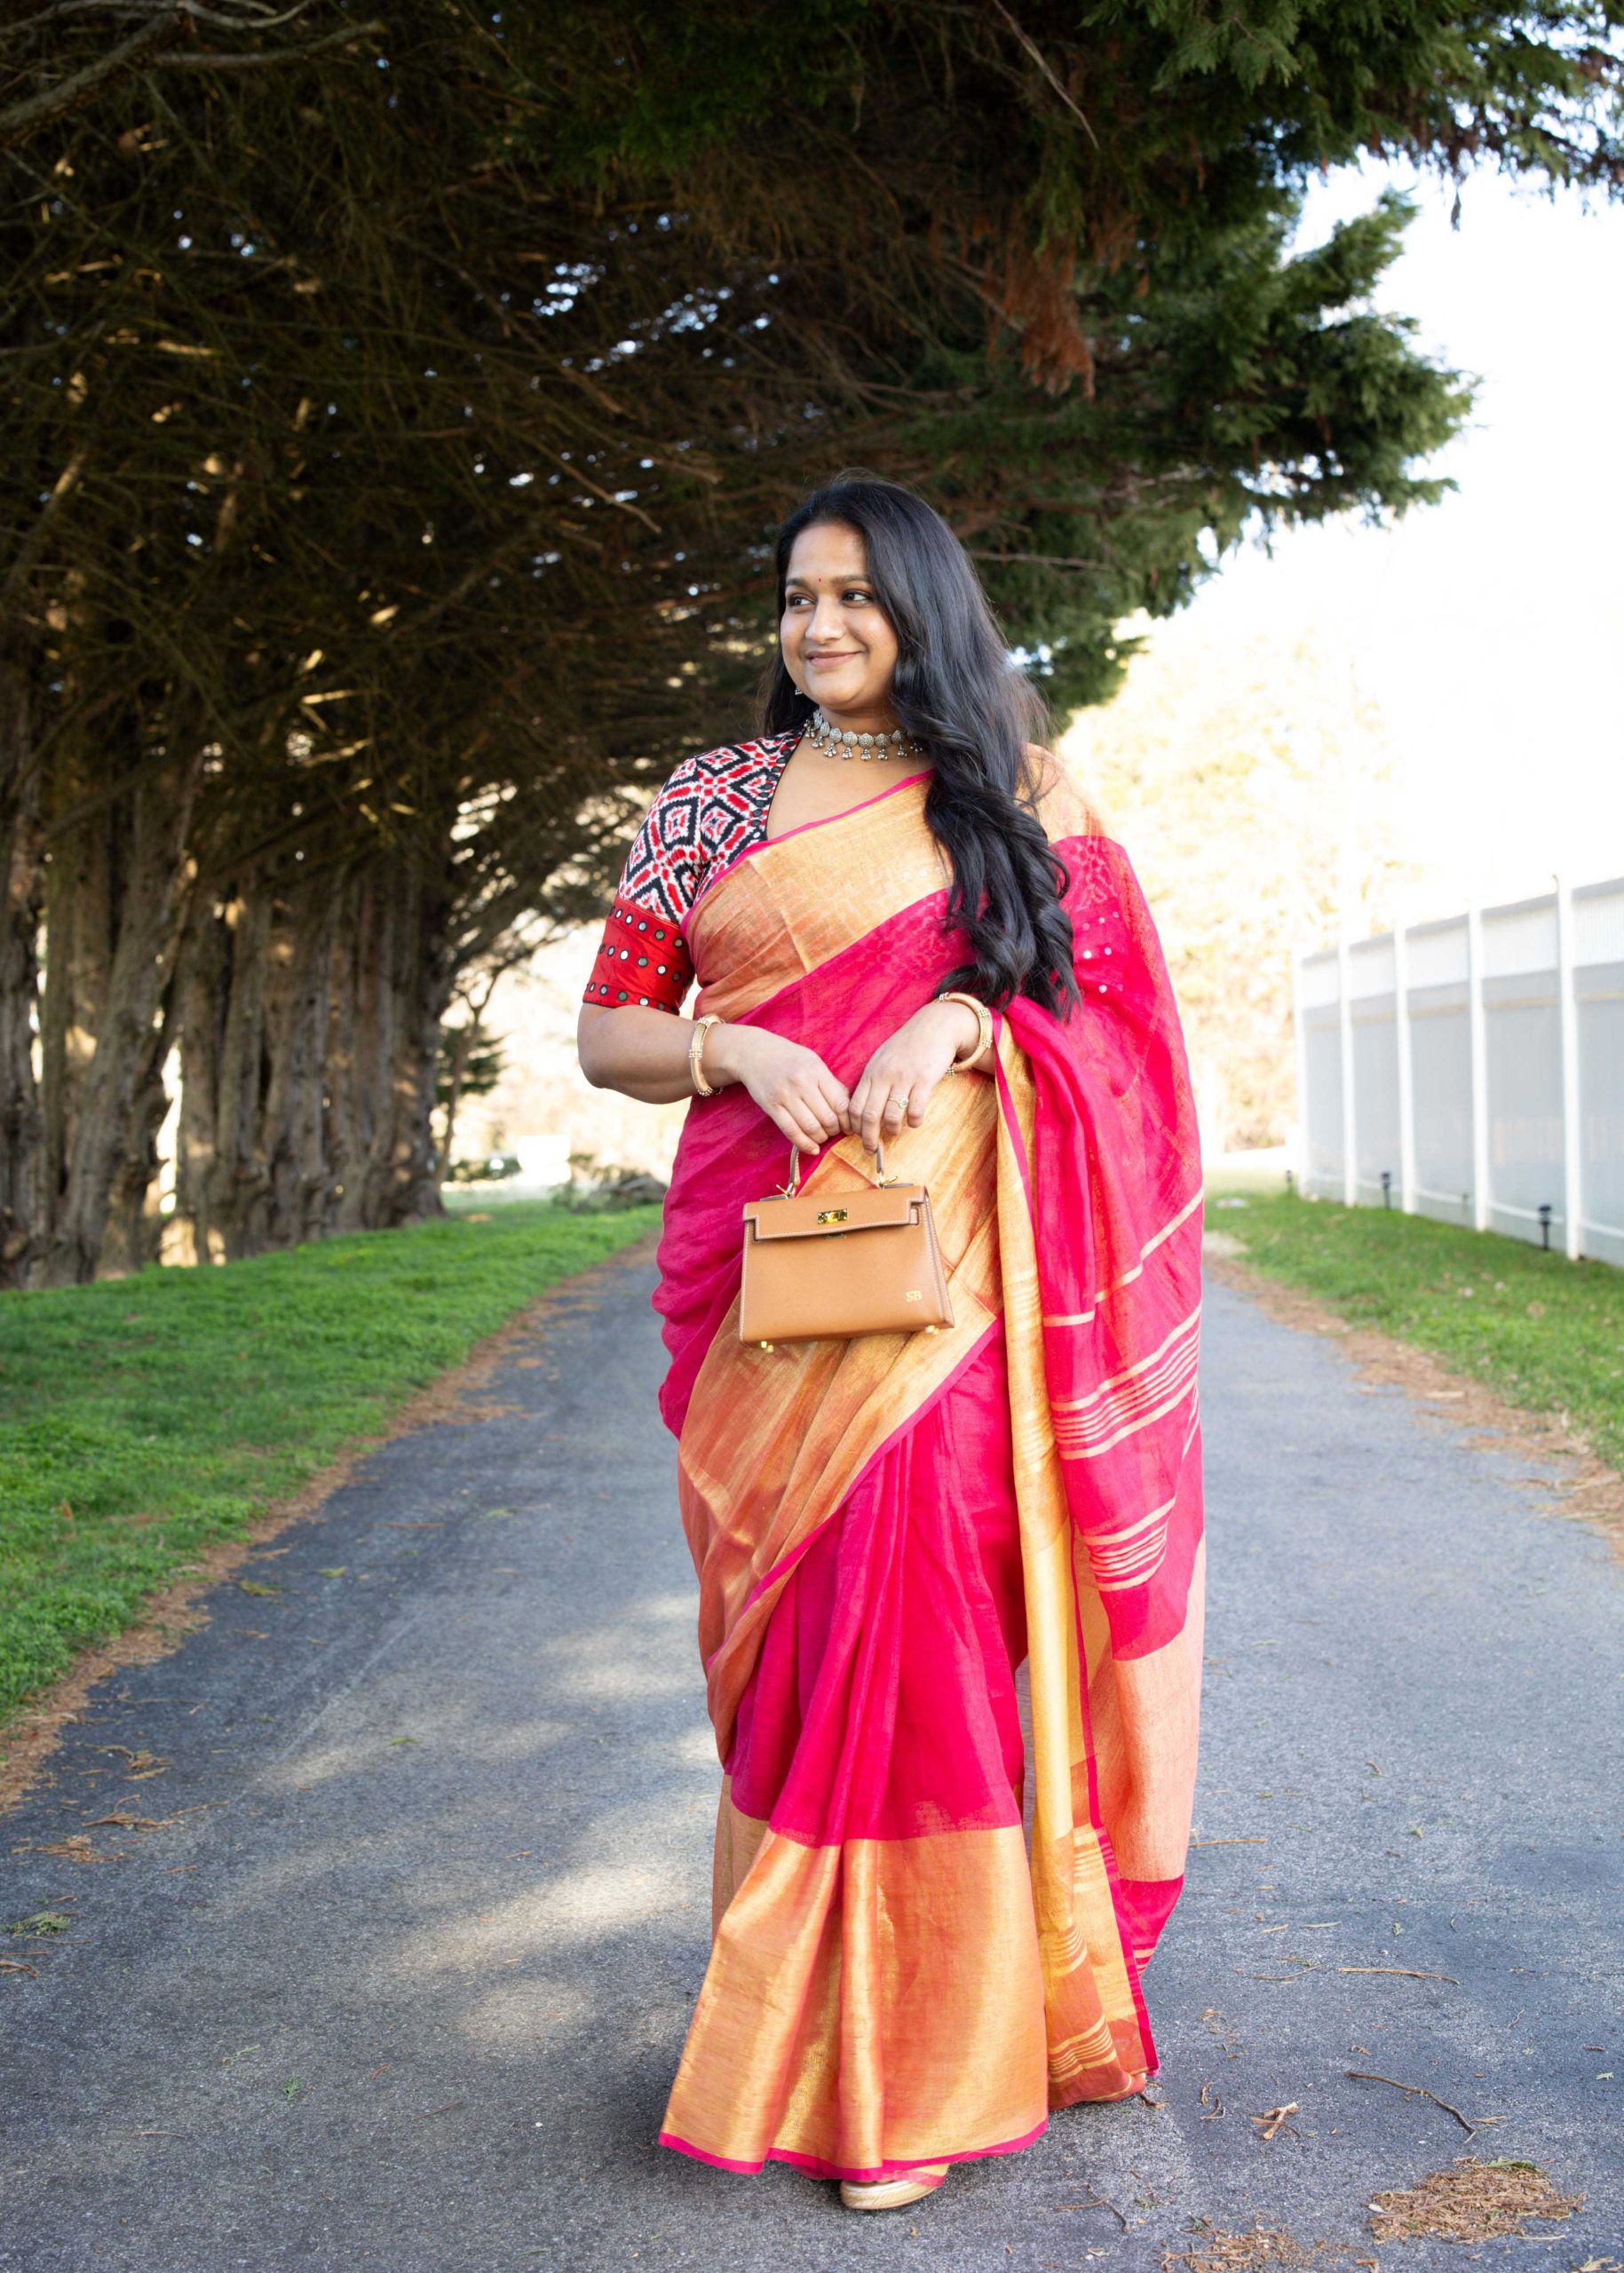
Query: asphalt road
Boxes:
[{"xmin": 4, "ymin": 1241, "xmax": 1622, "ymax": 2271}]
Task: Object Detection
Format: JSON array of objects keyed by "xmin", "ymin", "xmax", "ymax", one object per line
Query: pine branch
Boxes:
[{"xmin": 0, "ymin": 7, "xmax": 183, "ymax": 149}]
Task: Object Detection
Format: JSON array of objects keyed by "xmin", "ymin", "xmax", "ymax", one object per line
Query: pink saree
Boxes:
[{"xmin": 652, "ymin": 759, "xmax": 1205, "ymax": 2182}]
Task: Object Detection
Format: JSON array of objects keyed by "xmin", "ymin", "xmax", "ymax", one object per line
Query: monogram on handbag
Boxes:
[{"xmin": 738, "ymin": 1142, "xmax": 955, "ymax": 1348}]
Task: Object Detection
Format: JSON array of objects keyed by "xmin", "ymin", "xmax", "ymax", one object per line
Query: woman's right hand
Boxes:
[{"xmin": 707, "ymin": 1025, "xmax": 850, "ymax": 1154}]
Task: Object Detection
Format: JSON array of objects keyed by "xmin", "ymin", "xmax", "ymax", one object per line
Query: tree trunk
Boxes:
[
  {"xmin": 99, "ymin": 996, "xmax": 175, "ymax": 1278},
  {"xmin": 0, "ymin": 657, "xmax": 44, "ymax": 1287},
  {"xmin": 173, "ymin": 890, "xmax": 226, "ymax": 1266},
  {"xmin": 170, "ymin": 843, "xmax": 456, "ymax": 1261},
  {"xmin": 38, "ymin": 744, "xmax": 114, "ymax": 1219},
  {"xmin": 175, "ymin": 866, "xmax": 350, "ymax": 1260},
  {"xmin": 202, "ymin": 885, "xmax": 273, "ymax": 1260},
  {"xmin": 28, "ymin": 748, "xmax": 203, "ymax": 1286},
  {"xmin": 327, "ymin": 862, "xmax": 391, "ymax": 1234},
  {"xmin": 384, "ymin": 846, "xmax": 456, "ymax": 1227},
  {"xmin": 259, "ymin": 872, "xmax": 340, "ymax": 1246},
  {"xmin": 325, "ymin": 847, "xmax": 454, "ymax": 1234}
]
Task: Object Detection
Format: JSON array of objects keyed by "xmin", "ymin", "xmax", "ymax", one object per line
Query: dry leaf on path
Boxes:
[
  {"xmin": 13, "ymin": 1834, "xmax": 121, "ymax": 1863},
  {"xmin": 1250, "ymin": 2103, "xmax": 1299, "ymax": 2141},
  {"xmin": 98, "ymin": 1746, "xmax": 169, "ymax": 1779}
]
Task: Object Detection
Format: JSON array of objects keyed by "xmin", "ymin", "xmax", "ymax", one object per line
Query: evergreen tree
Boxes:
[{"xmin": 3, "ymin": 0, "xmax": 1619, "ymax": 1277}]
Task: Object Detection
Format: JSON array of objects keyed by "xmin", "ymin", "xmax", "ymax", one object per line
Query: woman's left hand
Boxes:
[{"xmin": 844, "ymin": 998, "xmax": 982, "ymax": 1154}]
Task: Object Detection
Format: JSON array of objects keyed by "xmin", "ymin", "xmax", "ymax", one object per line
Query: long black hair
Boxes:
[{"xmin": 760, "ymin": 471, "xmax": 1079, "ymax": 1018}]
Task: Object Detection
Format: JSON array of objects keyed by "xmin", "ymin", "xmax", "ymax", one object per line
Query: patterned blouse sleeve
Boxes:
[{"xmin": 581, "ymin": 758, "xmax": 705, "ymax": 1016}]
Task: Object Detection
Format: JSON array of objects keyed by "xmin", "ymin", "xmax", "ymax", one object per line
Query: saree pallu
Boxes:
[{"xmin": 652, "ymin": 764, "xmax": 1205, "ymax": 2182}]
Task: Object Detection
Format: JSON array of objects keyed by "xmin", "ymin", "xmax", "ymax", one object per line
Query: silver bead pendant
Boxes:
[{"xmin": 807, "ymin": 707, "xmax": 923, "ymax": 763}]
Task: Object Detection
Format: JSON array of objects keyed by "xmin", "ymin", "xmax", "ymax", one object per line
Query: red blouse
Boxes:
[{"xmin": 582, "ymin": 731, "xmax": 800, "ymax": 1014}]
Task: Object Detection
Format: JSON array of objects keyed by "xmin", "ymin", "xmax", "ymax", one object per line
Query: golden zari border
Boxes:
[
  {"xmin": 687, "ymin": 754, "xmax": 1100, "ymax": 1026},
  {"xmin": 665, "ymin": 1789, "xmax": 1052, "ymax": 2176},
  {"xmin": 689, "ymin": 779, "xmax": 949, "ymax": 1024},
  {"xmin": 994, "ymin": 1028, "xmax": 1153, "ymax": 2100}
]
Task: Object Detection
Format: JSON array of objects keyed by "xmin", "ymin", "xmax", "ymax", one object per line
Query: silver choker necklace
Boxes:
[{"xmin": 805, "ymin": 706, "xmax": 927, "ymax": 764}]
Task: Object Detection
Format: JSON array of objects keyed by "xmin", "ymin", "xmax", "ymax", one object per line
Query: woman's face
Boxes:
[{"xmin": 780, "ymin": 520, "xmax": 901, "ymax": 724}]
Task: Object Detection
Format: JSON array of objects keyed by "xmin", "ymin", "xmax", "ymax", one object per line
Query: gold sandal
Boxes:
[{"xmin": 839, "ymin": 2163, "xmax": 949, "ymax": 2212}]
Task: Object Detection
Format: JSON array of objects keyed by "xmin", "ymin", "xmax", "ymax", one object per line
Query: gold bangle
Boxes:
[
  {"xmin": 688, "ymin": 1012, "xmax": 723, "ymax": 1097},
  {"xmin": 939, "ymin": 990, "xmax": 993, "ymax": 1073}
]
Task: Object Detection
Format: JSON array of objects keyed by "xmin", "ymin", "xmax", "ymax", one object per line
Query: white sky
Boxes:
[{"xmin": 1166, "ymin": 157, "xmax": 1624, "ymax": 919}]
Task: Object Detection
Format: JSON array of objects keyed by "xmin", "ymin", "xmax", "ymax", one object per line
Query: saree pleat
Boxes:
[
  {"xmin": 650, "ymin": 763, "xmax": 1204, "ymax": 2179},
  {"xmin": 663, "ymin": 1335, "xmax": 1051, "ymax": 2176}
]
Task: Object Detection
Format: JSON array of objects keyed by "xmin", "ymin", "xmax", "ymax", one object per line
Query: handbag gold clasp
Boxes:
[{"xmin": 816, "ymin": 1207, "xmax": 848, "ymax": 1225}]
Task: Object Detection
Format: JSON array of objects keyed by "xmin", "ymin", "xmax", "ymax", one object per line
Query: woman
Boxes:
[{"xmin": 576, "ymin": 473, "xmax": 1204, "ymax": 2212}]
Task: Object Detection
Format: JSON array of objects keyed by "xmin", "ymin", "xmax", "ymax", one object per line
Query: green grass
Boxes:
[
  {"xmin": 1210, "ymin": 1192, "xmax": 1624, "ymax": 1471},
  {"xmin": 0, "ymin": 1201, "xmax": 660, "ymax": 1734}
]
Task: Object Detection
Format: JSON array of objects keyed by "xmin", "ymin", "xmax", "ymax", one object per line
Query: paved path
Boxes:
[{"xmin": 4, "ymin": 1247, "xmax": 1622, "ymax": 2270}]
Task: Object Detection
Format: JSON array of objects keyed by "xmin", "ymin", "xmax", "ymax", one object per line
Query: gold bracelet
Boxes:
[
  {"xmin": 939, "ymin": 990, "xmax": 994, "ymax": 1074},
  {"xmin": 688, "ymin": 1012, "xmax": 723, "ymax": 1097}
]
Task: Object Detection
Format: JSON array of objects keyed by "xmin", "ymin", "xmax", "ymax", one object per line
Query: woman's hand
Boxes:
[
  {"xmin": 706, "ymin": 1024, "xmax": 852, "ymax": 1155},
  {"xmin": 845, "ymin": 999, "xmax": 981, "ymax": 1155}
]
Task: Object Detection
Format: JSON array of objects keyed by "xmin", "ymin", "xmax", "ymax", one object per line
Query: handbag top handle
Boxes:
[{"xmin": 780, "ymin": 1139, "xmax": 895, "ymax": 1198}]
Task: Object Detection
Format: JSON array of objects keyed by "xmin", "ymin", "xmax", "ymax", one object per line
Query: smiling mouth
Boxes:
[{"xmin": 807, "ymin": 652, "xmax": 860, "ymax": 663}]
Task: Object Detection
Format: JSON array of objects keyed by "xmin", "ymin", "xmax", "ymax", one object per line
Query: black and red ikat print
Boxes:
[{"xmin": 582, "ymin": 732, "xmax": 799, "ymax": 1014}]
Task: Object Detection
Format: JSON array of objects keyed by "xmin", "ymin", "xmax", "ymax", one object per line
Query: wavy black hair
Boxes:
[{"xmin": 760, "ymin": 471, "xmax": 1079, "ymax": 1018}]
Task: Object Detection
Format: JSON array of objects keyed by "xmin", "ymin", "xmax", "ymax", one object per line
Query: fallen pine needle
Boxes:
[
  {"xmin": 1337, "ymin": 1966, "xmax": 1459, "ymax": 1983},
  {"xmin": 1162, "ymin": 2228, "xmax": 1316, "ymax": 2271},
  {"xmin": 1090, "ymin": 2188, "xmax": 1129, "ymax": 2231},
  {"xmin": 1369, "ymin": 2157, "xmax": 1580, "ymax": 2243},
  {"xmin": 1346, "ymin": 2070, "xmax": 1477, "ymax": 2133},
  {"xmin": 1056, "ymin": 2185, "xmax": 1129, "ymax": 2229},
  {"xmin": 1192, "ymin": 1837, "xmax": 1266, "ymax": 1848}
]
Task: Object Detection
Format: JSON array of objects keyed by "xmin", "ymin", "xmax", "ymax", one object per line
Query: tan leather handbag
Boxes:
[{"xmin": 739, "ymin": 1142, "xmax": 954, "ymax": 1348}]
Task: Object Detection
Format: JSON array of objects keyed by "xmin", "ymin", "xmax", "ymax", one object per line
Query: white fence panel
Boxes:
[
  {"xmin": 1296, "ymin": 948, "xmax": 1344, "ymax": 1195},
  {"xmin": 1294, "ymin": 875, "xmax": 1624, "ymax": 1267},
  {"xmin": 1349, "ymin": 932, "xmax": 1399, "ymax": 1208},
  {"xmin": 1574, "ymin": 878, "xmax": 1624, "ymax": 1267},
  {"xmin": 1482, "ymin": 893, "xmax": 1565, "ymax": 1245}
]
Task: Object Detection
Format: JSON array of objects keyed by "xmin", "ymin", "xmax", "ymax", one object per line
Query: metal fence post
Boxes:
[
  {"xmin": 1555, "ymin": 875, "xmax": 1583, "ymax": 1261},
  {"xmin": 1466, "ymin": 897, "xmax": 1491, "ymax": 1232},
  {"xmin": 1337, "ymin": 932, "xmax": 1357, "ymax": 1208},
  {"xmin": 1394, "ymin": 918, "xmax": 1416, "ymax": 1215}
]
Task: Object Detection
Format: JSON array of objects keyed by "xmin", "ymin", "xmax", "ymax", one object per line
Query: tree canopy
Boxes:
[{"xmin": 3, "ymin": 0, "xmax": 1620, "ymax": 1280}]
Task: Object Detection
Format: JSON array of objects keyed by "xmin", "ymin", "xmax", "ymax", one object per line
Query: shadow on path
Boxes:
[{"xmin": 3, "ymin": 1255, "xmax": 1621, "ymax": 2269}]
